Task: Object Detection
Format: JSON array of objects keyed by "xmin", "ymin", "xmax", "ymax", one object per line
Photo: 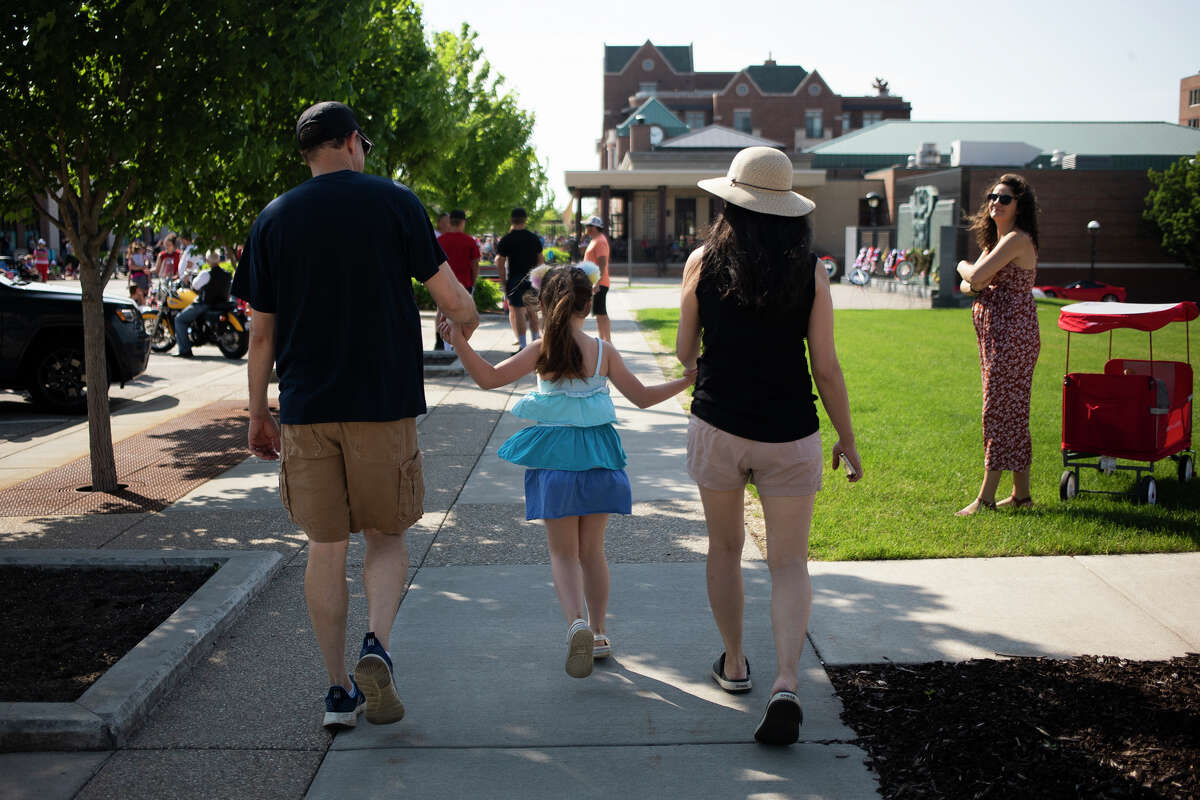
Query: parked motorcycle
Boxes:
[{"xmin": 142, "ymin": 277, "xmax": 249, "ymax": 359}]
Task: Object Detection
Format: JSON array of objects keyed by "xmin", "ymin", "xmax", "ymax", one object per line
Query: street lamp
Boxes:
[{"xmin": 1087, "ymin": 220, "xmax": 1100, "ymax": 283}]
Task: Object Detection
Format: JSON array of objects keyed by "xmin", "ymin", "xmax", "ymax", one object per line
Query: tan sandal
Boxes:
[{"xmin": 593, "ymin": 632, "xmax": 611, "ymax": 659}]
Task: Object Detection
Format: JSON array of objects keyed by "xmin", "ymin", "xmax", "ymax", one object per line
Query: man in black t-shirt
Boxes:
[
  {"xmin": 494, "ymin": 207, "xmax": 544, "ymax": 350},
  {"xmin": 232, "ymin": 101, "xmax": 478, "ymax": 731}
]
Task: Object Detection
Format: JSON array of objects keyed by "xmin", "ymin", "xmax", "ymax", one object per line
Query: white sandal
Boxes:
[
  {"xmin": 593, "ymin": 632, "xmax": 611, "ymax": 659},
  {"xmin": 565, "ymin": 618, "xmax": 594, "ymax": 678}
]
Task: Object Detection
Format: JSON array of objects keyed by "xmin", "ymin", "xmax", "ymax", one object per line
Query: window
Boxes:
[
  {"xmin": 807, "ymin": 84, "xmax": 821, "ymax": 97},
  {"xmin": 1191, "ymin": 88, "xmax": 1200, "ymax": 106},
  {"xmin": 638, "ymin": 82, "xmax": 657, "ymax": 97},
  {"xmin": 736, "ymin": 83, "xmax": 749, "ymax": 97},
  {"xmin": 642, "ymin": 58, "xmax": 655, "ymax": 72},
  {"xmin": 862, "ymin": 111, "xmax": 883, "ymax": 127},
  {"xmin": 1190, "ymin": 118, "xmax": 1200, "ymax": 128},
  {"xmin": 804, "ymin": 109, "xmax": 823, "ymax": 139},
  {"xmin": 733, "ymin": 110, "xmax": 752, "ymax": 133},
  {"xmin": 840, "ymin": 112, "xmax": 851, "ymax": 134},
  {"xmin": 684, "ymin": 110, "xmax": 706, "ymax": 129}
]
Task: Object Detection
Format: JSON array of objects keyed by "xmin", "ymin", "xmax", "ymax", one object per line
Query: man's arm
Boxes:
[
  {"xmin": 469, "ymin": 255, "xmax": 479, "ymax": 288},
  {"xmin": 426, "ymin": 262, "xmax": 479, "ymax": 340},
  {"xmin": 247, "ymin": 309, "xmax": 280, "ymax": 460},
  {"xmin": 494, "ymin": 253, "xmax": 507, "ymax": 286}
]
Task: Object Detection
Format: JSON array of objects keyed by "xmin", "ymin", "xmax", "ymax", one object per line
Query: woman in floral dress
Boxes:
[{"xmin": 956, "ymin": 174, "xmax": 1041, "ymax": 516}]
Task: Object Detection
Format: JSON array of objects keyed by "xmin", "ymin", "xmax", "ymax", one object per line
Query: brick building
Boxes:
[
  {"xmin": 1181, "ymin": 72, "xmax": 1200, "ymax": 128},
  {"xmin": 599, "ymin": 41, "xmax": 910, "ymax": 169},
  {"xmin": 808, "ymin": 121, "xmax": 1200, "ymax": 301}
]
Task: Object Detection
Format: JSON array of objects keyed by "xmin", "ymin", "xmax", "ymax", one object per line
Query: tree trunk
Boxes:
[{"xmin": 79, "ymin": 260, "xmax": 118, "ymax": 492}]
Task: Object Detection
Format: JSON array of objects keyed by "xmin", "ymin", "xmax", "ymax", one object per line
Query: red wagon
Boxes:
[{"xmin": 1058, "ymin": 301, "xmax": 1198, "ymax": 505}]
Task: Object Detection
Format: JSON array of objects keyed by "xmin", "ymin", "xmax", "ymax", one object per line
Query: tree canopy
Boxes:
[{"xmin": 1144, "ymin": 154, "xmax": 1200, "ymax": 273}]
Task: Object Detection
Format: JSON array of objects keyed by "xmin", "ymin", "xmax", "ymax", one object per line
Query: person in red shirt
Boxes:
[
  {"xmin": 153, "ymin": 233, "xmax": 181, "ymax": 280},
  {"xmin": 434, "ymin": 210, "xmax": 481, "ymax": 350},
  {"xmin": 32, "ymin": 238, "xmax": 51, "ymax": 282}
]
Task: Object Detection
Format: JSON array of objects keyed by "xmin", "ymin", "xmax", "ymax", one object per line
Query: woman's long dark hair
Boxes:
[
  {"xmin": 699, "ymin": 202, "xmax": 814, "ymax": 315},
  {"xmin": 535, "ymin": 266, "xmax": 593, "ymax": 381},
  {"xmin": 968, "ymin": 173, "xmax": 1040, "ymax": 252}
]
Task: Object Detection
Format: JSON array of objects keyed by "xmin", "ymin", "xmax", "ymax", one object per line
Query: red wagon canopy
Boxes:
[{"xmin": 1057, "ymin": 301, "xmax": 1199, "ymax": 334}]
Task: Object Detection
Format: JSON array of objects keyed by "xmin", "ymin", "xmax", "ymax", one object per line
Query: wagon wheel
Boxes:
[
  {"xmin": 1178, "ymin": 455, "xmax": 1194, "ymax": 483},
  {"xmin": 1136, "ymin": 476, "xmax": 1157, "ymax": 506},
  {"xmin": 1059, "ymin": 470, "xmax": 1077, "ymax": 501},
  {"xmin": 1102, "ymin": 294, "xmax": 1118, "ymax": 302}
]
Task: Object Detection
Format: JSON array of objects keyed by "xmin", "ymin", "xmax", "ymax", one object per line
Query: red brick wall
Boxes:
[
  {"xmin": 962, "ymin": 169, "xmax": 1198, "ymax": 302},
  {"xmin": 965, "ymin": 170, "xmax": 1170, "ymax": 264},
  {"xmin": 1179, "ymin": 74, "xmax": 1200, "ymax": 127}
]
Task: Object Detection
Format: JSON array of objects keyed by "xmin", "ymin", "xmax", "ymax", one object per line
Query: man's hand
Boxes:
[{"xmin": 249, "ymin": 412, "xmax": 281, "ymax": 460}]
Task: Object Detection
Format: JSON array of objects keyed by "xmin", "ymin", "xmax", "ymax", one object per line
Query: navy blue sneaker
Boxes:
[
  {"xmin": 322, "ymin": 679, "xmax": 365, "ymax": 730},
  {"xmin": 353, "ymin": 632, "xmax": 405, "ymax": 724}
]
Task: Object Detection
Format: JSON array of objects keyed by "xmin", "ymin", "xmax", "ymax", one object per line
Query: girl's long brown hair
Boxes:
[
  {"xmin": 535, "ymin": 266, "xmax": 594, "ymax": 381},
  {"xmin": 968, "ymin": 173, "xmax": 1040, "ymax": 252}
]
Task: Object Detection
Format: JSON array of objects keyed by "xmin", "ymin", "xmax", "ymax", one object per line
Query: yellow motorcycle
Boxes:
[{"xmin": 142, "ymin": 278, "xmax": 249, "ymax": 359}]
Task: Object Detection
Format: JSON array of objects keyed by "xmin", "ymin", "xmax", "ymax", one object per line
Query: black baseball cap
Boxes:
[{"xmin": 296, "ymin": 101, "xmax": 372, "ymax": 152}]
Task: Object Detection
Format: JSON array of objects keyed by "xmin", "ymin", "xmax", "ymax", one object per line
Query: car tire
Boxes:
[
  {"xmin": 1102, "ymin": 294, "xmax": 1118, "ymax": 302},
  {"xmin": 1043, "ymin": 290, "xmax": 1056, "ymax": 298},
  {"xmin": 27, "ymin": 339, "xmax": 88, "ymax": 414}
]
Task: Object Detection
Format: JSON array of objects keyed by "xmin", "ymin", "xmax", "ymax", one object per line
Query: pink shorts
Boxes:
[{"xmin": 686, "ymin": 415, "xmax": 823, "ymax": 497}]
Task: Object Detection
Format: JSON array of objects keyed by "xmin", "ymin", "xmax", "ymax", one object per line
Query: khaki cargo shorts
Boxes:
[{"xmin": 279, "ymin": 419, "xmax": 424, "ymax": 543}]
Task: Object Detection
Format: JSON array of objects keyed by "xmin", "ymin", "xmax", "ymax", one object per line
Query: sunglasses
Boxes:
[
  {"xmin": 357, "ymin": 130, "xmax": 373, "ymax": 157},
  {"xmin": 986, "ymin": 193, "xmax": 1015, "ymax": 206}
]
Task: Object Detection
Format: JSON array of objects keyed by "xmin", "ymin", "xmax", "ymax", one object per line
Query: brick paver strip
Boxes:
[{"xmin": 0, "ymin": 401, "xmax": 258, "ymax": 516}]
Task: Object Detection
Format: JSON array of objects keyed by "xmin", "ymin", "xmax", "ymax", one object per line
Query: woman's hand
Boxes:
[
  {"xmin": 683, "ymin": 366, "xmax": 698, "ymax": 386},
  {"xmin": 831, "ymin": 440, "xmax": 862, "ymax": 483}
]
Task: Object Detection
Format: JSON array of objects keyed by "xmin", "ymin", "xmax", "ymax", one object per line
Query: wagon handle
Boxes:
[{"xmin": 1065, "ymin": 331, "xmax": 1071, "ymax": 374}]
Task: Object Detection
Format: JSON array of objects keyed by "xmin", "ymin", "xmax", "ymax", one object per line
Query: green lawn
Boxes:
[{"xmin": 635, "ymin": 303, "xmax": 1200, "ymax": 560}]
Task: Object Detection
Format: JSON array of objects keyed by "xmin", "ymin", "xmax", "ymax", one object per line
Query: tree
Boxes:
[
  {"xmin": 0, "ymin": 2, "xmax": 367, "ymax": 490},
  {"xmin": 415, "ymin": 24, "xmax": 548, "ymax": 232},
  {"xmin": 1144, "ymin": 154, "xmax": 1200, "ymax": 273}
]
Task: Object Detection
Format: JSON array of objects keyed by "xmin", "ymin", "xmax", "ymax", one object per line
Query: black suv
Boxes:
[{"xmin": 0, "ymin": 274, "xmax": 151, "ymax": 413}]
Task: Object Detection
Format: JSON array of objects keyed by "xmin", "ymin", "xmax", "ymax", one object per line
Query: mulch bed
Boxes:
[
  {"xmin": 0, "ymin": 566, "xmax": 215, "ymax": 702},
  {"xmin": 827, "ymin": 654, "xmax": 1200, "ymax": 799}
]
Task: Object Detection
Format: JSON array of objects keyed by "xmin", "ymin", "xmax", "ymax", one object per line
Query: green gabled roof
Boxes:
[
  {"xmin": 744, "ymin": 64, "xmax": 808, "ymax": 94},
  {"xmin": 604, "ymin": 43, "xmax": 693, "ymax": 73},
  {"xmin": 615, "ymin": 97, "xmax": 689, "ymax": 138},
  {"xmin": 807, "ymin": 120, "xmax": 1200, "ymax": 158}
]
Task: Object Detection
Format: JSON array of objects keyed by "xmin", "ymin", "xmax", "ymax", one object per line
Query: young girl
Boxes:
[{"xmin": 440, "ymin": 262, "xmax": 694, "ymax": 678}]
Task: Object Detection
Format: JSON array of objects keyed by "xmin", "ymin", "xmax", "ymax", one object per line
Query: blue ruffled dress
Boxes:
[{"xmin": 498, "ymin": 338, "xmax": 633, "ymax": 520}]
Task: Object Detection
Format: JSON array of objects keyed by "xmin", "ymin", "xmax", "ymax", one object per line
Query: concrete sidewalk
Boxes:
[{"xmin": 0, "ymin": 285, "xmax": 1197, "ymax": 800}]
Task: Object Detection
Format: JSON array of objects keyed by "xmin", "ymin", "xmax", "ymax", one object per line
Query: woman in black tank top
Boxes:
[{"xmin": 679, "ymin": 147, "xmax": 862, "ymax": 745}]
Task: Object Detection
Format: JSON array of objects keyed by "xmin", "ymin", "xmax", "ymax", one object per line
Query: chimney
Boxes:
[
  {"xmin": 764, "ymin": 52, "xmax": 776, "ymax": 67},
  {"xmin": 629, "ymin": 115, "xmax": 651, "ymax": 152}
]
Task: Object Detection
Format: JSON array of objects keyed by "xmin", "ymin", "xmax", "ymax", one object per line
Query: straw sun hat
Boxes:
[{"xmin": 697, "ymin": 146, "xmax": 815, "ymax": 217}]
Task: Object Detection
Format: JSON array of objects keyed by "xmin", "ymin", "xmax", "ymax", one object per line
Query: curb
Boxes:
[{"xmin": 0, "ymin": 549, "xmax": 282, "ymax": 751}]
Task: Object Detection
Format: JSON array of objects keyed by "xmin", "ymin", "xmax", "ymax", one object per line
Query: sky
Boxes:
[{"xmin": 422, "ymin": 0, "xmax": 1197, "ymax": 209}]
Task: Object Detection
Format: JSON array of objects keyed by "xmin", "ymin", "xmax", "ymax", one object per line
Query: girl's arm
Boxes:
[
  {"xmin": 606, "ymin": 345, "xmax": 695, "ymax": 409},
  {"xmin": 956, "ymin": 232, "xmax": 1033, "ymax": 291},
  {"xmin": 675, "ymin": 247, "xmax": 704, "ymax": 370},
  {"xmin": 440, "ymin": 320, "xmax": 538, "ymax": 389},
  {"xmin": 807, "ymin": 263, "xmax": 863, "ymax": 481}
]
